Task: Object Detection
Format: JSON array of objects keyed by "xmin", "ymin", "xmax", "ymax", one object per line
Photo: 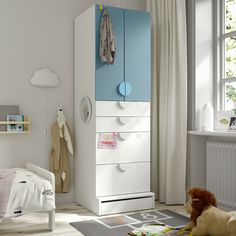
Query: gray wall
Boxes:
[
  {"xmin": 186, "ymin": 0, "xmax": 195, "ymax": 131},
  {"xmin": 0, "ymin": 0, "xmax": 146, "ymax": 205}
]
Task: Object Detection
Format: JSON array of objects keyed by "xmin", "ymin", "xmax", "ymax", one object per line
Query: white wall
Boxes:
[
  {"xmin": 195, "ymin": 0, "xmax": 214, "ymax": 131},
  {"xmin": 186, "ymin": 0, "xmax": 214, "ymax": 188},
  {"xmin": 186, "ymin": 0, "xmax": 214, "ymax": 130},
  {"xmin": 0, "ymin": 0, "xmax": 145, "ymax": 205}
]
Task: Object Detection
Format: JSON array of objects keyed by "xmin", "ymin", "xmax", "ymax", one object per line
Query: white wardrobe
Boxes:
[{"xmin": 74, "ymin": 5, "xmax": 154, "ymax": 215}]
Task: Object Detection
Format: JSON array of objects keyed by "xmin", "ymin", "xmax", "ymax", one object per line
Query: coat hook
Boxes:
[
  {"xmin": 99, "ymin": 4, "xmax": 103, "ymax": 11},
  {"xmin": 57, "ymin": 105, "xmax": 65, "ymax": 123},
  {"xmin": 57, "ymin": 104, "xmax": 63, "ymax": 112}
]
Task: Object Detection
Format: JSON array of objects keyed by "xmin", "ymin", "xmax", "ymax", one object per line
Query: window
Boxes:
[{"xmin": 221, "ymin": 0, "xmax": 236, "ymax": 110}]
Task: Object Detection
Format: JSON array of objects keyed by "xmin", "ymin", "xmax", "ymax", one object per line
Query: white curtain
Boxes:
[{"xmin": 147, "ymin": 0, "xmax": 187, "ymax": 204}]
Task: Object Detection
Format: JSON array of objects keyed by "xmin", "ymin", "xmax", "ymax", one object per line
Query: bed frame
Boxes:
[{"xmin": 25, "ymin": 162, "xmax": 55, "ymax": 231}]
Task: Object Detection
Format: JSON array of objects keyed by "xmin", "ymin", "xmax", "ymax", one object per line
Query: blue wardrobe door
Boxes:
[
  {"xmin": 95, "ymin": 5, "xmax": 124, "ymax": 101},
  {"xmin": 124, "ymin": 10, "xmax": 151, "ymax": 101}
]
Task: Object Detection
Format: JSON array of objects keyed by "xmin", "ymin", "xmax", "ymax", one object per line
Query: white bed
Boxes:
[{"xmin": 0, "ymin": 163, "xmax": 55, "ymax": 231}]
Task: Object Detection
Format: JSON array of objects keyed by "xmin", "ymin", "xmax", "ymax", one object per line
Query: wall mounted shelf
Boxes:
[{"xmin": 0, "ymin": 118, "xmax": 31, "ymax": 134}]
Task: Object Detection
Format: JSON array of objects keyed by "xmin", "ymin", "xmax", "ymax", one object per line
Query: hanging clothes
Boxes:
[
  {"xmin": 99, "ymin": 8, "xmax": 116, "ymax": 64},
  {"xmin": 49, "ymin": 107, "xmax": 73, "ymax": 193}
]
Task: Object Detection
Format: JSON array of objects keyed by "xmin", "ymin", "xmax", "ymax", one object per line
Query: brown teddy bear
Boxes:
[{"xmin": 184, "ymin": 187, "xmax": 236, "ymax": 236}]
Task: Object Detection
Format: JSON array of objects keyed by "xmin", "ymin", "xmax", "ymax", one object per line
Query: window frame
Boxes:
[{"xmin": 219, "ymin": 0, "xmax": 236, "ymax": 110}]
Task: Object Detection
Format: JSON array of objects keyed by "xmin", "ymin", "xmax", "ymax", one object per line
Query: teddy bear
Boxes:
[{"xmin": 184, "ymin": 187, "xmax": 236, "ymax": 236}]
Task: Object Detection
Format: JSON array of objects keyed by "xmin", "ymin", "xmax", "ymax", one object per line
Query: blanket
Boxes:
[
  {"xmin": 0, "ymin": 168, "xmax": 55, "ymax": 218},
  {"xmin": 0, "ymin": 169, "xmax": 16, "ymax": 218}
]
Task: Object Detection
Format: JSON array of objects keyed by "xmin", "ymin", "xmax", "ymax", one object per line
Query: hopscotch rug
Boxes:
[{"xmin": 70, "ymin": 209, "xmax": 192, "ymax": 236}]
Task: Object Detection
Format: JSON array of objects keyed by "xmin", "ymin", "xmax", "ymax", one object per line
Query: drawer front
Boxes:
[
  {"xmin": 96, "ymin": 162, "xmax": 150, "ymax": 197},
  {"xmin": 96, "ymin": 132, "xmax": 150, "ymax": 164},
  {"xmin": 100, "ymin": 195, "xmax": 154, "ymax": 215},
  {"xmin": 96, "ymin": 117, "xmax": 150, "ymax": 132},
  {"xmin": 96, "ymin": 101, "xmax": 150, "ymax": 117}
]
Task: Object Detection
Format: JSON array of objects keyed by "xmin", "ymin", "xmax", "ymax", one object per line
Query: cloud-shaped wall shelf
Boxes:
[{"xmin": 30, "ymin": 69, "xmax": 60, "ymax": 87}]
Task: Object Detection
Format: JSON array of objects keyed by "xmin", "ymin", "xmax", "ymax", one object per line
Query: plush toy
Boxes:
[{"xmin": 184, "ymin": 187, "xmax": 236, "ymax": 236}]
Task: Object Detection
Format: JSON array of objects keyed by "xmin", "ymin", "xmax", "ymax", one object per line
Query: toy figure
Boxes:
[{"xmin": 184, "ymin": 187, "xmax": 236, "ymax": 236}]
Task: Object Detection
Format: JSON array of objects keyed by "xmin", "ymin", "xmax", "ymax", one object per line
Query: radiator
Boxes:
[{"xmin": 207, "ymin": 141, "xmax": 236, "ymax": 210}]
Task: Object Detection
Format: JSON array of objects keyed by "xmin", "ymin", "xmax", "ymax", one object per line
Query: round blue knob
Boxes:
[
  {"xmin": 118, "ymin": 82, "xmax": 132, "ymax": 97},
  {"xmin": 118, "ymin": 82, "xmax": 126, "ymax": 96},
  {"xmin": 125, "ymin": 82, "xmax": 132, "ymax": 96}
]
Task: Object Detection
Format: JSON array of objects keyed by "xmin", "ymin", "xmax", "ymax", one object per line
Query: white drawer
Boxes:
[
  {"xmin": 96, "ymin": 162, "xmax": 150, "ymax": 197},
  {"xmin": 96, "ymin": 117, "xmax": 150, "ymax": 132},
  {"xmin": 99, "ymin": 194, "xmax": 155, "ymax": 215},
  {"xmin": 96, "ymin": 101, "xmax": 150, "ymax": 117},
  {"xmin": 96, "ymin": 132, "xmax": 150, "ymax": 164}
]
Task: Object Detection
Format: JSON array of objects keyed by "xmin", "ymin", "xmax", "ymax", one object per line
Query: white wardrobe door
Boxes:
[
  {"xmin": 96, "ymin": 162, "xmax": 150, "ymax": 196},
  {"xmin": 96, "ymin": 132, "xmax": 150, "ymax": 164}
]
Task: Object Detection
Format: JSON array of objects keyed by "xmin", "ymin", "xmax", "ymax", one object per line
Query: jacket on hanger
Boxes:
[
  {"xmin": 99, "ymin": 8, "xmax": 116, "ymax": 64},
  {"xmin": 49, "ymin": 121, "xmax": 73, "ymax": 193}
]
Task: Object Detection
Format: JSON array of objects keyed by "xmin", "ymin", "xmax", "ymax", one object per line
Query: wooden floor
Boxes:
[{"xmin": 0, "ymin": 202, "xmax": 188, "ymax": 236}]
